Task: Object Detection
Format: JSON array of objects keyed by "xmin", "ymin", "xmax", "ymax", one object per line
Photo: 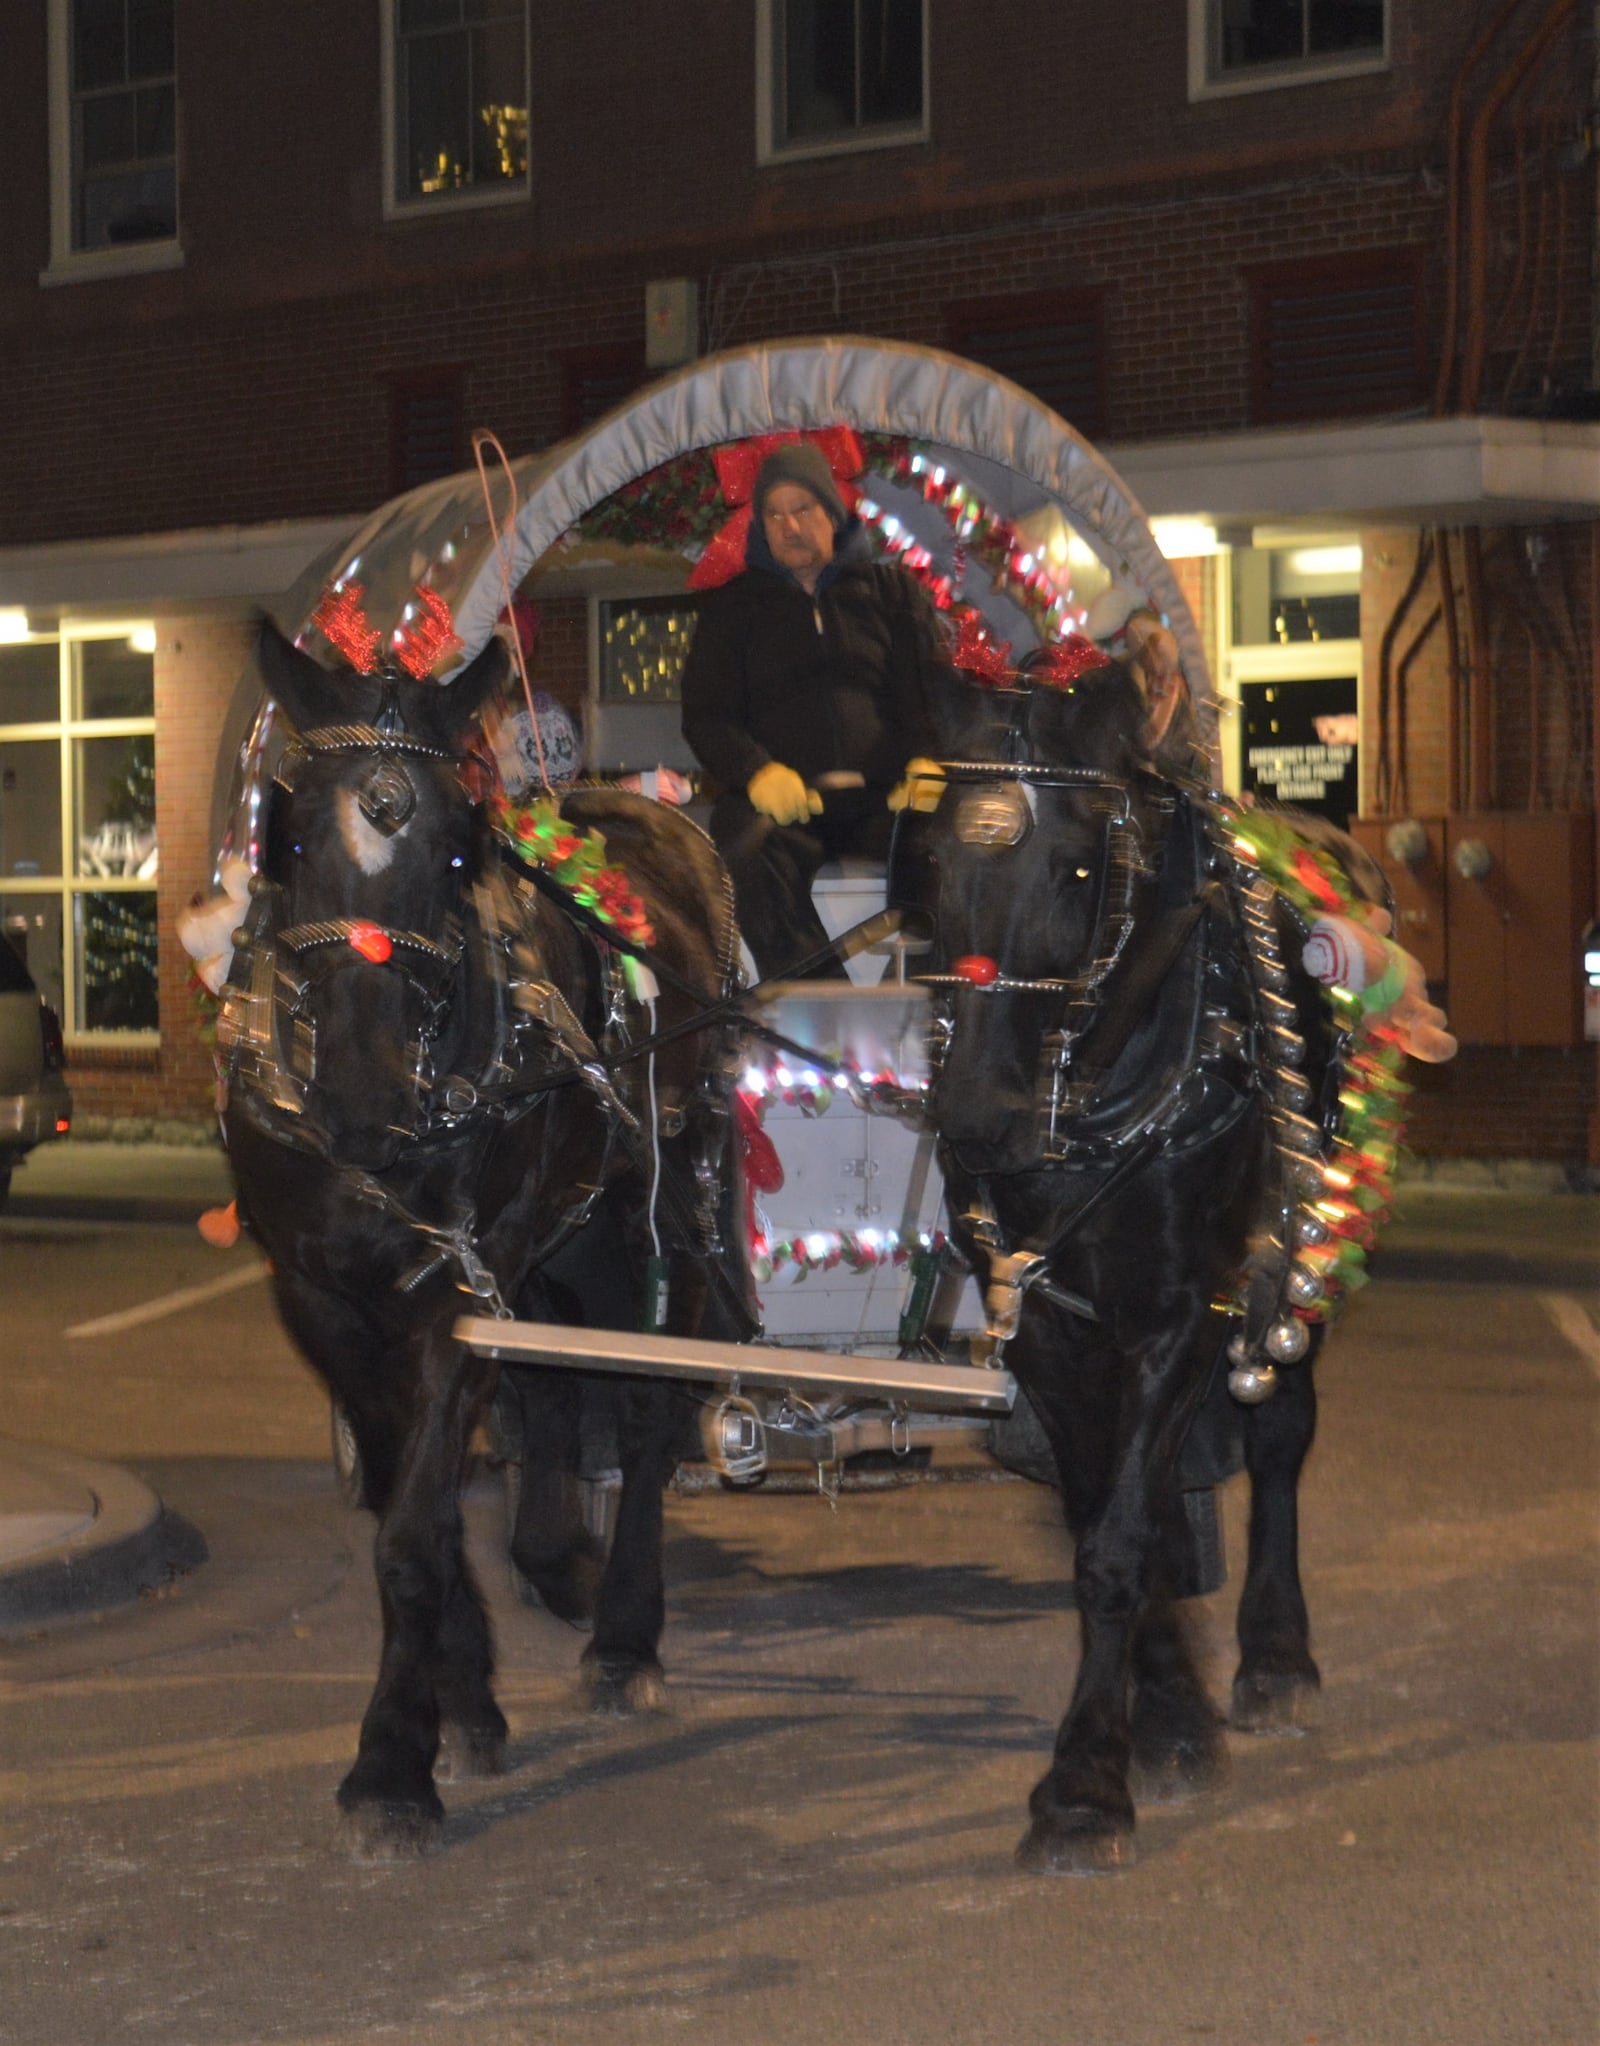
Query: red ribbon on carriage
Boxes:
[{"xmin": 686, "ymin": 426, "xmax": 868, "ymax": 590}]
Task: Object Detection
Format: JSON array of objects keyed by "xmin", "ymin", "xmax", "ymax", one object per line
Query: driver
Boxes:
[{"xmin": 681, "ymin": 443, "xmax": 947, "ymax": 977}]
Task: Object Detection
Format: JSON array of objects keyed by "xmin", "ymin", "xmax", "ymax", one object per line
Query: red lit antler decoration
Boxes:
[
  {"xmin": 309, "ymin": 581, "xmax": 462, "ymax": 680},
  {"xmin": 311, "ymin": 581, "xmax": 383, "ymax": 673}
]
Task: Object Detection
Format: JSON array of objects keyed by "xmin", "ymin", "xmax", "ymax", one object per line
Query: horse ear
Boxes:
[
  {"xmin": 427, "ymin": 636, "xmax": 510, "ymax": 748},
  {"xmin": 255, "ymin": 617, "xmax": 340, "ymax": 736},
  {"xmin": 1026, "ymin": 659, "xmax": 1145, "ymax": 775}
]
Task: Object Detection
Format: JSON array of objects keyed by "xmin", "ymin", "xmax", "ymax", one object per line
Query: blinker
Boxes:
[{"xmin": 348, "ymin": 923, "xmax": 393, "ymax": 963}]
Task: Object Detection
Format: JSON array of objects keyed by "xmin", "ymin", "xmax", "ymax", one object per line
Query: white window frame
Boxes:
[
  {"xmin": 40, "ymin": 0, "xmax": 183, "ymax": 288},
  {"xmin": 1214, "ymin": 546, "xmax": 1363, "ymax": 802},
  {"xmin": 0, "ymin": 621, "xmax": 160, "ymax": 1046},
  {"xmin": 756, "ymin": 0, "xmax": 930, "ymax": 166},
  {"xmin": 380, "ymin": 0, "xmax": 532, "ymax": 222},
  {"xmin": 1187, "ymin": 0, "xmax": 1389, "ymax": 103}
]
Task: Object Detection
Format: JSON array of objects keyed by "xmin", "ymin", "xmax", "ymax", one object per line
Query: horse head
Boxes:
[
  {"xmin": 920, "ymin": 649, "xmax": 1159, "ymax": 1177},
  {"xmin": 252, "ymin": 620, "xmax": 507, "ymax": 1169}
]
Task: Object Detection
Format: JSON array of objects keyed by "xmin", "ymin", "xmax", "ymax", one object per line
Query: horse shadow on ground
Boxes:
[{"xmin": 661, "ymin": 1529, "xmax": 1075, "ymax": 1637}]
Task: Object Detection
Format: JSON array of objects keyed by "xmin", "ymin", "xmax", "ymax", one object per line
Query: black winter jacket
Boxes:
[{"xmin": 680, "ymin": 524, "xmax": 945, "ymax": 798}]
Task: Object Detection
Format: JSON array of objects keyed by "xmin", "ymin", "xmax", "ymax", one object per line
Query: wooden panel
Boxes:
[
  {"xmin": 1444, "ymin": 815, "xmax": 1508, "ymax": 1045},
  {"xmin": 1350, "ymin": 816, "xmax": 1447, "ymax": 982},
  {"xmin": 1503, "ymin": 814, "xmax": 1593, "ymax": 1047}
]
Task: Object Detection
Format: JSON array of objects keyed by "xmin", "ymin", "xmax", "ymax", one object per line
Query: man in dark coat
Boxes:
[{"xmin": 681, "ymin": 442, "xmax": 947, "ymax": 976}]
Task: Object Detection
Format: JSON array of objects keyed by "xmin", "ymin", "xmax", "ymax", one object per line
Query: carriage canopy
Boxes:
[{"xmin": 271, "ymin": 337, "xmax": 1219, "ymax": 771}]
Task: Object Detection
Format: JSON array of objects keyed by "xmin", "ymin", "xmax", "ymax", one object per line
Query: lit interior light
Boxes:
[
  {"xmin": 0, "ymin": 609, "xmax": 30, "ymax": 643},
  {"xmin": 1287, "ymin": 544, "xmax": 1363, "ymax": 577},
  {"xmin": 127, "ymin": 625, "xmax": 157, "ymax": 655},
  {"xmin": 1150, "ymin": 518, "xmax": 1220, "ymax": 559}
]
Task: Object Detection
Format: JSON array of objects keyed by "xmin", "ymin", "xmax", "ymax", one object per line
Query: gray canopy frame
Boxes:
[{"xmin": 273, "ymin": 335, "xmax": 1219, "ymax": 772}]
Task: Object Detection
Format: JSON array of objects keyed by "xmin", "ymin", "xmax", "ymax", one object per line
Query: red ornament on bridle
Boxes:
[{"xmin": 347, "ymin": 922, "xmax": 394, "ymax": 963}]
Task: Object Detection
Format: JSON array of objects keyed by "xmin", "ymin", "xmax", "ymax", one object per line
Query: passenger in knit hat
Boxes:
[{"xmin": 752, "ymin": 441, "xmax": 849, "ymax": 529}]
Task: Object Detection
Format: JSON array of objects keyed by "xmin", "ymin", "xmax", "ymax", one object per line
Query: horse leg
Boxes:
[
  {"xmin": 1127, "ymin": 1486, "xmax": 1230, "ymax": 1796},
  {"xmin": 1232, "ymin": 1349, "xmax": 1322, "ymax": 1732},
  {"xmin": 336, "ymin": 1331, "xmax": 496, "ymax": 1857},
  {"xmin": 432, "ymin": 1550, "xmax": 509, "ymax": 1780},
  {"xmin": 580, "ymin": 1378, "xmax": 679, "ymax": 1716},
  {"xmin": 1016, "ymin": 1307, "xmax": 1223, "ymax": 1874},
  {"xmin": 503, "ymin": 1369, "xmax": 609, "ymax": 1628}
]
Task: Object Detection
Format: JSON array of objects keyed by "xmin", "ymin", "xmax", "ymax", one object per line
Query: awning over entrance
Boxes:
[{"xmin": 1105, "ymin": 415, "xmax": 1600, "ymax": 533}]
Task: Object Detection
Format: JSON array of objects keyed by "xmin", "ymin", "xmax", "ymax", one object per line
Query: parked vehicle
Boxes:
[{"xmin": 0, "ymin": 936, "xmax": 72, "ymax": 1209}]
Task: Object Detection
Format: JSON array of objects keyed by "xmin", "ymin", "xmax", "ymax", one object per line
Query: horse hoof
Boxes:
[
  {"xmin": 335, "ymin": 1799, "xmax": 443, "ymax": 1862},
  {"xmin": 435, "ymin": 1723, "xmax": 508, "ymax": 1781},
  {"xmin": 1014, "ymin": 1816, "xmax": 1137, "ymax": 1877},
  {"xmin": 1231, "ymin": 1669, "xmax": 1321, "ymax": 1735},
  {"xmin": 583, "ymin": 1660, "xmax": 668, "ymax": 1718}
]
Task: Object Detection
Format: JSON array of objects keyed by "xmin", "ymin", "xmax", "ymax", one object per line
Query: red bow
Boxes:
[
  {"xmin": 1026, "ymin": 633, "xmax": 1114, "ymax": 692},
  {"xmin": 946, "ymin": 605, "xmax": 1014, "ymax": 686},
  {"xmin": 687, "ymin": 427, "xmax": 866, "ymax": 591}
]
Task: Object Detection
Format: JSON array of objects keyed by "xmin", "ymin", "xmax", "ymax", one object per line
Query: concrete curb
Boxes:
[{"xmin": 0, "ymin": 1441, "xmax": 207, "ymax": 1633}]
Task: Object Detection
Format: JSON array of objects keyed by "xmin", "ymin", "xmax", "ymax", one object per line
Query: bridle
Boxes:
[
  {"xmin": 222, "ymin": 708, "xmax": 471, "ymax": 1135},
  {"xmin": 913, "ymin": 760, "xmax": 1148, "ymax": 1001}
]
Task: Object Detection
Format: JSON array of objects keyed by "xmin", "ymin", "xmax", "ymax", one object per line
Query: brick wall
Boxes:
[{"xmin": 1403, "ymin": 1046, "xmax": 1595, "ymax": 1163}]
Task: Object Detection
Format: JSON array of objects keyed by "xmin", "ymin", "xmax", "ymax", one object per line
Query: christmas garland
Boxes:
[
  {"xmin": 490, "ymin": 794, "xmax": 656, "ymax": 949},
  {"xmin": 753, "ymin": 1225, "xmax": 944, "ymax": 1285},
  {"xmin": 576, "ymin": 434, "xmax": 1080, "ymax": 647},
  {"xmin": 1226, "ymin": 805, "xmax": 1411, "ymax": 1321}
]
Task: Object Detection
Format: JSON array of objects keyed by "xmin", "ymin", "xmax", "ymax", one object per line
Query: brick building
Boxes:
[{"xmin": 0, "ymin": 0, "xmax": 1595, "ymax": 1160}]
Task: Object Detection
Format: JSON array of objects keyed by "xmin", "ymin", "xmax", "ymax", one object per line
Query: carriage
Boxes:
[
  {"xmin": 240, "ymin": 338, "xmax": 1228, "ymax": 1494},
  {"xmin": 207, "ymin": 338, "xmax": 1441, "ymax": 1867}
]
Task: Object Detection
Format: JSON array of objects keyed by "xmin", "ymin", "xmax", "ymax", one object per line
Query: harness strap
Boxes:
[{"xmin": 1059, "ymin": 881, "xmax": 1224, "ymax": 1104}]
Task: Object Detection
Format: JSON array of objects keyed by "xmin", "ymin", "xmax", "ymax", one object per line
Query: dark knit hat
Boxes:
[{"xmin": 753, "ymin": 442, "xmax": 848, "ymax": 529}]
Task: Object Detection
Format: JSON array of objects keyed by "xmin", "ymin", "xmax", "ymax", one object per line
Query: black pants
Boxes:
[{"xmin": 709, "ymin": 785, "xmax": 892, "ymax": 980}]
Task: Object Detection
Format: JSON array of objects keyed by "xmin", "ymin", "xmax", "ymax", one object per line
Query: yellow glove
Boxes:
[
  {"xmin": 887, "ymin": 757, "xmax": 945, "ymax": 814},
  {"xmin": 747, "ymin": 761, "xmax": 822, "ymax": 826}
]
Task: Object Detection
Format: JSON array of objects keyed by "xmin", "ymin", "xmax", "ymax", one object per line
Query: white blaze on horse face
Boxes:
[{"xmin": 337, "ymin": 786, "xmax": 405, "ymax": 875}]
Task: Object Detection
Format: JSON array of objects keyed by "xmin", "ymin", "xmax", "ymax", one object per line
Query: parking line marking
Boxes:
[
  {"xmin": 65, "ymin": 1261, "xmax": 269, "ymax": 1339},
  {"xmin": 1541, "ymin": 1293, "xmax": 1600, "ymax": 1379}
]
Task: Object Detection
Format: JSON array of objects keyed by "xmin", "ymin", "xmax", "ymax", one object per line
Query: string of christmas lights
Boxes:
[{"xmin": 1227, "ymin": 805, "xmax": 1412, "ymax": 1322}]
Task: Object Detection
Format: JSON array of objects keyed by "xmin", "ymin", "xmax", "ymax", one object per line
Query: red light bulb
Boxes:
[{"xmin": 954, "ymin": 954, "xmax": 999, "ymax": 985}]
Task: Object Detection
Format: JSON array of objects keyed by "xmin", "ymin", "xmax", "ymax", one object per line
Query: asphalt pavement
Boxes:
[{"xmin": 0, "ymin": 1140, "xmax": 231, "ymax": 1628}]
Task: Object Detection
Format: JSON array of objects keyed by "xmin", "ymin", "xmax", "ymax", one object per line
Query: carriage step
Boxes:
[{"xmin": 455, "ymin": 1316, "xmax": 1018, "ymax": 1415}]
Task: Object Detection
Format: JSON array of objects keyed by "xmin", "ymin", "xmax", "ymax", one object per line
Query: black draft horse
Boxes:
[
  {"xmin": 221, "ymin": 623, "xmax": 743, "ymax": 1857},
  {"xmin": 919, "ymin": 650, "xmax": 1331, "ymax": 1873}
]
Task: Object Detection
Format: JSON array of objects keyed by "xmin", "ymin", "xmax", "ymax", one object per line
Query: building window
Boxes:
[
  {"xmin": 1246, "ymin": 249, "xmax": 1425, "ymax": 425},
  {"xmin": 44, "ymin": 0, "xmax": 181, "ymax": 283},
  {"xmin": 0, "ymin": 627, "xmax": 159, "ymax": 1041},
  {"xmin": 1189, "ymin": 0, "xmax": 1386, "ymax": 97},
  {"xmin": 945, "ymin": 291, "xmax": 1107, "ymax": 440},
  {"xmin": 384, "ymin": 0, "xmax": 530, "ymax": 215},
  {"xmin": 758, "ymin": 0, "xmax": 928, "ymax": 162}
]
